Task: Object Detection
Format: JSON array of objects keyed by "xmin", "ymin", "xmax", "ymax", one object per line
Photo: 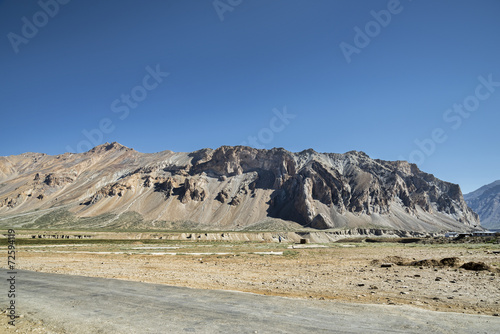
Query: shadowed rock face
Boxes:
[{"xmin": 0, "ymin": 143, "xmax": 480, "ymax": 232}]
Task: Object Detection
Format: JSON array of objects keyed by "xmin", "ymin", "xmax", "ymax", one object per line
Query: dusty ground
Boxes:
[
  {"xmin": 0, "ymin": 312, "xmax": 64, "ymax": 334},
  {"xmin": 1, "ymin": 237, "xmax": 500, "ymax": 332},
  {"xmin": 3, "ymin": 238, "xmax": 499, "ymax": 322},
  {"xmin": 4, "ymin": 268, "xmax": 500, "ymax": 334}
]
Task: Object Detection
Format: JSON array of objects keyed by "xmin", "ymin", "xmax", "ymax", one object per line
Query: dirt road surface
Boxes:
[{"xmin": 1, "ymin": 269, "xmax": 499, "ymax": 333}]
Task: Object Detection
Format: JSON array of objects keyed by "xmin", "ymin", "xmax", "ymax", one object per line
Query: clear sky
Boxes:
[{"xmin": 1, "ymin": 0, "xmax": 499, "ymax": 193}]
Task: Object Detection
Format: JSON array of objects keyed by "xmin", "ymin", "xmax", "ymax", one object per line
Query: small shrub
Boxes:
[{"xmin": 283, "ymin": 250, "xmax": 299, "ymax": 257}]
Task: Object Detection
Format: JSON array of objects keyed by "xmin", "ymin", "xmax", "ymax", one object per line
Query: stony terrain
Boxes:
[
  {"xmin": 3, "ymin": 267, "xmax": 499, "ymax": 334},
  {"xmin": 6, "ymin": 237, "xmax": 499, "ymax": 317},
  {"xmin": 465, "ymin": 180, "xmax": 500, "ymax": 230},
  {"xmin": 0, "ymin": 143, "xmax": 480, "ymax": 232}
]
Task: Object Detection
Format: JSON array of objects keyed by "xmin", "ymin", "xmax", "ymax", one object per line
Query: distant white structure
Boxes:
[
  {"xmin": 472, "ymin": 231, "xmax": 497, "ymax": 237},
  {"xmin": 445, "ymin": 232, "xmax": 458, "ymax": 238}
]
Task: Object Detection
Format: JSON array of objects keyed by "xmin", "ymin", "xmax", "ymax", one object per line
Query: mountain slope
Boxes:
[
  {"xmin": 464, "ymin": 180, "xmax": 500, "ymax": 230},
  {"xmin": 0, "ymin": 143, "xmax": 480, "ymax": 232}
]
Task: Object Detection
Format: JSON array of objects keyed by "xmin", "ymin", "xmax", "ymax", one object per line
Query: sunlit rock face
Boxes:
[{"xmin": 0, "ymin": 143, "xmax": 480, "ymax": 232}]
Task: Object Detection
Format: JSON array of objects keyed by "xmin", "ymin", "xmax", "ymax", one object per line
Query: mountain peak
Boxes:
[
  {"xmin": 464, "ymin": 180, "xmax": 500, "ymax": 230},
  {"xmin": 87, "ymin": 142, "xmax": 131, "ymax": 153},
  {"xmin": 345, "ymin": 150, "xmax": 370, "ymax": 158},
  {"xmin": 464, "ymin": 180, "xmax": 500, "ymax": 200}
]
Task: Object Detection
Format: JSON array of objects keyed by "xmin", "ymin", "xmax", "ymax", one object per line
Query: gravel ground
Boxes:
[
  {"xmin": 1, "ymin": 268, "xmax": 499, "ymax": 334},
  {"xmin": 9, "ymin": 242, "xmax": 500, "ymax": 317}
]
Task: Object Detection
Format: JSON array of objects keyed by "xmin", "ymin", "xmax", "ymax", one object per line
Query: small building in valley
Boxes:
[{"xmin": 472, "ymin": 231, "xmax": 497, "ymax": 237}]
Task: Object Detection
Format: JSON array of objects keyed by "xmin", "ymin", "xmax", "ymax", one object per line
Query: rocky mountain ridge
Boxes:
[
  {"xmin": 0, "ymin": 143, "xmax": 480, "ymax": 232},
  {"xmin": 464, "ymin": 180, "xmax": 500, "ymax": 230}
]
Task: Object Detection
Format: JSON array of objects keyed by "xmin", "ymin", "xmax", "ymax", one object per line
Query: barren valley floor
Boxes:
[{"xmin": 1, "ymin": 233, "xmax": 499, "ymax": 332}]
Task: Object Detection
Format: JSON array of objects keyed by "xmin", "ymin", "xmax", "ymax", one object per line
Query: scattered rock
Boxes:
[
  {"xmin": 380, "ymin": 256, "xmax": 410, "ymax": 266},
  {"xmin": 215, "ymin": 189, "xmax": 229, "ymax": 203},
  {"xmin": 460, "ymin": 262, "xmax": 491, "ymax": 271},
  {"xmin": 439, "ymin": 257, "xmax": 461, "ymax": 267},
  {"xmin": 412, "ymin": 259, "xmax": 440, "ymax": 267},
  {"xmin": 311, "ymin": 213, "xmax": 334, "ymax": 230}
]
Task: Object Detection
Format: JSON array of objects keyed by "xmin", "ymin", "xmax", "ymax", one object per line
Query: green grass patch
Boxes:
[{"xmin": 283, "ymin": 250, "xmax": 299, "ymax": 257}]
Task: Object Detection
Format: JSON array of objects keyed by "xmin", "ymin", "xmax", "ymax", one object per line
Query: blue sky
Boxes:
[{"xmin": 1, "ymin": 0, "xmax": 499, "ymax": 193}]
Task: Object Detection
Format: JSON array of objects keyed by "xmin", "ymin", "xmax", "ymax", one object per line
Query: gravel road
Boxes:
[{"xmin": 1, "ymin": 269, "xmax": 498, "ymax": 333}]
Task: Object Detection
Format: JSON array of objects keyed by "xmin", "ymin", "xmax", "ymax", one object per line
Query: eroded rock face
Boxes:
[
  {"xmin": 43, "ymin": 173, "xmax": 74, "ymax": 187},
  {"xmin": 83, "ymin": 182, "xmax": 133, "ymax": 205},
  {"xmin": 181, "ymin": 178, "xmax": 206, "ymax": 203},
  {"xmin": 0, "ymin": 143, "xmax": 480, "ymax": 231},
  {"xmin": 215, "ymin": 189, "xmax": 229, "ymax": 203}
]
